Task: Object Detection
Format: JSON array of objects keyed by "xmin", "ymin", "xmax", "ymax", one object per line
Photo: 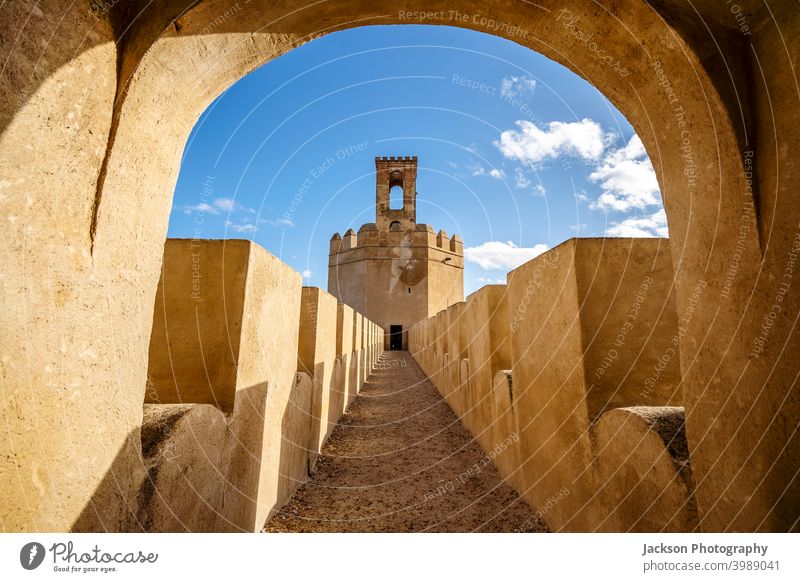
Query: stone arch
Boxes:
[{"xmin": 1, "ymin": 0, "xmax": 797, "ymax": 532}]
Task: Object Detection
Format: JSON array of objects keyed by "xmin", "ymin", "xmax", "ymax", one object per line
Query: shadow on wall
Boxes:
[
  {"xmin": 73, "ymin": 239, "xmax": 382, "ymax": 532},
  {"xmin": 410, "ymin": 238, "xmax": 702, "ymax": 532},
  {"xmin": 72, "ymin": 374, "xmax": 315, "ymax": 532},
  {"xmin": 70, "ymin": 430, "xmax": 148, "ymax": 532}
]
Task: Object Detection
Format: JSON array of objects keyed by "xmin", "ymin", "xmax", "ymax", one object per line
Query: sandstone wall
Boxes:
[
  {"xmin": 336, "ymin": 303, "xmax": 356, "ymax": 414},
  {"xmin": 111, "ymin": 240, "xmax": 382, "ymax": 532},
  {"xmin": 0, "ymin": 4, "xmax": 140, "ymax": 533},
  {"xmin": 410, "ymin": 238, "xmax": 695, "ymax": 531},
  {"xmin": 1, "ymin": 0, "xmax": 797, "ymax": 534},
  {"xmin": 298, "ymin": 287, "xmax": 338, "ymax": 467},
  {"xmin": 138, "ymin": 239, "xmax": 301, "ymax": 531}
]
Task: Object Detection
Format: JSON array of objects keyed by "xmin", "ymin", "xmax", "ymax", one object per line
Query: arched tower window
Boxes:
[{"xmin": 389, "ymin": 184, "xmax": 403, "ymax": 209}]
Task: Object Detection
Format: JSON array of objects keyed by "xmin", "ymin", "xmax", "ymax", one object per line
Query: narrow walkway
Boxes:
[{"xmin": 264, "ymin": 351, "xmax": 547, "ymax": 532}]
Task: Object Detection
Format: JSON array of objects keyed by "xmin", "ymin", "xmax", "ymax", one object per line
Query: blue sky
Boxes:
[{"xmin": 169, "ymin": 25, "xmax": 666, "ymax": 295}]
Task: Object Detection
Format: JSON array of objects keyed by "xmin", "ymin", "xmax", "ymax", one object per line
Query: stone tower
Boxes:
[{"xmin": 328, "ymin": 156, "xmax": 464, "ymax": 350}]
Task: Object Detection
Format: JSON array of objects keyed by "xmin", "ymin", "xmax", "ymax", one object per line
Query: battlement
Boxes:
[
  {"xmin": 328, "ymin": 223, "xmax": 464, "ymax": 258},
  {"xmin": 375, "ymin": 156, "xmax": 418, "ymax": 163},
  {"xmin": 445, "ymin": 233, "xmax": 463, "ymax": 253}
]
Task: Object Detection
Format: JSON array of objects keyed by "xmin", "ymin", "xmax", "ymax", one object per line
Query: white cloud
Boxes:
[
  {"xmin": 495, "ymin": 118, "xmax": 609, "ymax": 166},
  {"xmin": 513, "ymin": 168, "xmax": 530, "ymax": 189},
  {"xmin": 213, "ymin": 197, "xmax": 235, "ymax": 212},
  {"xmin": 468, "ymin": 163, "xmax": 486, "ymax": 176},
  {"xmin": 495, "ymin": 122, "xmax": 661, "ymax": 214},
  {"xmin": 605, "ymin": 209, "xmax": 668, "ymax": 238},
  {"xmin": 178, "ymin": 202, "xmax": 219, "ymax": 215},
  {"xmin": 226, "ymin": 220, "xmax": 257, "ymax": 234},
  {"xmin": 259, "ymin": 217, "xmax": 295, "ymax": 228},
  {"xmin": 302, "ymin": 269, "xmax": 312, "ymax": 278},
  {"xmin": 470, "ymin": 165, "xmax": 505, "ymax": 180},
  {"xmin": 177, "ymin": 196, "xmax": 256, "ymax": 216},
  {"xmin": 500, "ymin": 76, "xmax": 537, "ymax": 99},
  {"xmin": 478, "ymin": 276, "xmax": 506, "ymax": 284},
  {"xmin": 571, "ymin": 223, "xmax": 588, "ymax": 231},
  {"xmin": 465, "ymin": 241, "xmax": 549, "ymax": 270},
  {"xmin": 215, "ymin": 197, "xmax": 257, "ymax": 214},
  {"xmin": 589, "ymin": 135, "xmax": 660, "ymax": 212}
]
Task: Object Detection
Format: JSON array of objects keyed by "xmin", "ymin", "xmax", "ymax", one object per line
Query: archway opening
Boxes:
[
  {"xmin": 3, "ymin": 0, "xmax": 785, "ymax": 535},
  {"xmin": 155, "ymin": 23, "xmax": 683, "ymax": 533},
  {"xmin": 167, "ymin": 24, "xmax": 666, "ymax": 296},
  {"xmin": 389, "ymin": 184, "xmax": 404, "ymax": 210}
]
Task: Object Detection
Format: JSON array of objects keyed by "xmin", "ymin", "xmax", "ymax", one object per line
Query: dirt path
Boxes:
[{"xmin": 264, "ymin": 351, "xmax": 547, "ymax": 532}]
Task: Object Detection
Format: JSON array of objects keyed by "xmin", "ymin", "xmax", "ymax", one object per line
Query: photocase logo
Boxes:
[{"xmin": 20, "ymin": 542, "xmax": 45, "ymax": 570}]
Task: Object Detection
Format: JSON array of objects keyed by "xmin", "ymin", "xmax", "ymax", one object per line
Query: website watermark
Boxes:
[
  {"xmin": 721, "ymin": 150, "xmax": 755, "ymax": 299},
  {"xmin": 398, "ymin": 10, "xmax": 532, "ymax": 40},
  {"xmin": 512, "ymin": 487, "xmax": 570, "ymax": 532},
  {"xmin": 556, "ymin": 9, "xmax": 630, "ymax": 77},
  {"xmin": 641, "ymin": 279, "xmax": 706, "ymax": 397},
  {"xmin": 723, "ymin": 0, "xmax": 753, "ymax": 36},
  {"xmin": 283, "ymin": 141, "xmax": 368, "ymax": 224},
  {"xmin": 751, "ymin": 225, "xmax": 800, "ymax": 358},
  {"xmin": 422, "ymin": 433, "xmax": 519, "ymax": 501},
  {"xmin": 18, "ymin": 540, "xmax": 158, "ymax": 574},
  {"xmin": 592, "ymin": 275, "xmax": 653, "ymax": 382},
  {"xmin": 373, "ymin": 358, "xmax": 409, "ymax": 370},
  {"xmin": 451, "ymin": 73, "xmax": 542, "ymax": 125},
  {"xmin": 510, "ymin": 249, "xmax": 561, "ymax": 332},
  {"xmin": 651, "ymin": 58, "xmax": 699, "ymax": 190},
  {"xmin": 187, "ymin": 174, "xmax": 216, "ymax": 301},
  {"xmin": 199, "ymin": 2, "xmax": 242, "ymax": 35}
]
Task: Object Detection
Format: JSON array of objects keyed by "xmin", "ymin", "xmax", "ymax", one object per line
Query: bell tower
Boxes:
[
  {"xmin": 375, "ymin": 156, "xmax": 417, "ymax": 231},
  {"xmin": 328, "ymin": 155, "xmax": 464, "ymax": 350}
]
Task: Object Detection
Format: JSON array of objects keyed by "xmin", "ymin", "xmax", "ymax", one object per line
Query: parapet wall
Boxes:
[
  {"xmin": 410, "ymin": 238, "xmax": 695, "ymax": 532},
  {"xmin": 110, "ymin": 239, "xmax": 382, "ymax": 532},
  {"xmin": 329, "ymin": 224, "xmax": 464, "ymax": 258}
]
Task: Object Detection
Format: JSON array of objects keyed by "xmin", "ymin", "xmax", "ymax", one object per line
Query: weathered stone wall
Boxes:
[
  {"xmin": 84, "ymin": 239, "xmax": 382, "ymax": 532},
  {"xmin": 410, "ymin": 238, "xmax": 696, "ymax": 531},
  {"xmin": 462, "ymin": 285, "xmax": 517, "ymax": 482},
  {"xmin": 146, "ymin": 240, "xmax": 252, "ymax": 414},
  {"xmin": 0, "ymin": 4, "xmax": 140, "ymax": 533}
]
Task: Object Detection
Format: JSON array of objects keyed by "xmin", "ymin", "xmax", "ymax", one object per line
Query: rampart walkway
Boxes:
[{"xmin": 265, "ymin": 352, "xmax": 545, "ymax": 532}]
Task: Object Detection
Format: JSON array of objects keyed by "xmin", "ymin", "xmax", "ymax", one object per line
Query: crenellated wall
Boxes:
[
  {"xmin": 410, "ymin": 238, "xmax": 695, "ymax": 532},
  {"xmin": 120, "ymin": 239, "xmax": 382, "ymax": 532},
  {"xmin": 328, "ymin": 222, "xmax": 464, "ymax": 351}
]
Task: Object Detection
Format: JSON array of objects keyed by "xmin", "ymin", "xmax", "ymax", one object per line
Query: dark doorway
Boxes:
[{"xmin": 389, "ymin": 325, "xmax": 403, "ymax": 351}]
